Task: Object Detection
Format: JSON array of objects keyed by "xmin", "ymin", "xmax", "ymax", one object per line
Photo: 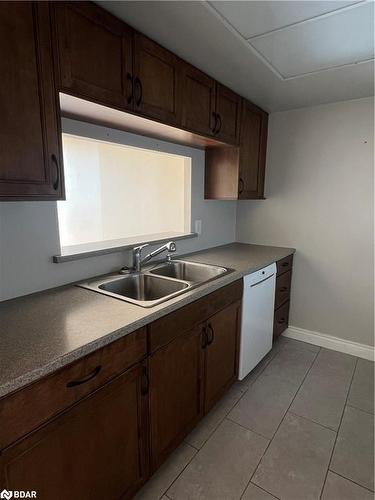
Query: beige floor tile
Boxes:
[
  {"xmin": 253, "ymin": 412, "xmax": 336, "ymax": 500},
  {"xmin": 135, "ymin": 443, "xmax": 196, "ymax": 500},
  {"xmin": 321, "ymin": 471, "xmax": 374, "ymax": 500},
  {"xmin": 331, "ymin": 405, "xmax": 374, "ymax": 491},
  {"xmin": 168, "ymin": 419, "xmax": 269, "ymax": 500}
]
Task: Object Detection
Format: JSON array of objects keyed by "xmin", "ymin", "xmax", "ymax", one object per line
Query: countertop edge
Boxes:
[{"xmin": 0, "ymin": 246, "xmax": 295, "ymax": 398}]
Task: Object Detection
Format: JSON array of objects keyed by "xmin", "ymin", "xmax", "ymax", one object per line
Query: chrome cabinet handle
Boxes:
[{"xmin": 66, "ymin": 366, "xmax": 101, "ymax": 388}]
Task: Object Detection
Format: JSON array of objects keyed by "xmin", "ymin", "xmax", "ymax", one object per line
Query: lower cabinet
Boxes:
[
  {"xmin": 204, "ymin": 301, "xmax": 241, "ymax": 412},
  {"xmin": 0, "ymin": 280, "xmax": 243, "ymax": 497},
  {"xmin": 149, "ymin": 325, "xmax": 204, "ymax": 471},
  {"xmin": 273, "ymin": 254, "xmax": 294, "ymax": 340},
  {"xmin": 149, "ymin": 296, "xmax": 242, "ymax": 471},
  {"xmin": 0, "ymin": 363, "xmax": 149, "ymax": 500}
]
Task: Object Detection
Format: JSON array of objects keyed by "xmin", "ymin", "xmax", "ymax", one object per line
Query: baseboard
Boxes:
[{"xmin": 283, "ymin": 326, "xmax": 374, "ymax": 361}]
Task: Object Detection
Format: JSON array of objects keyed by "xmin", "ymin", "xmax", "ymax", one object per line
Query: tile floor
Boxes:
[{"xmin": 136, "ymin": 337, "xmax": 374, "ymax": 500}]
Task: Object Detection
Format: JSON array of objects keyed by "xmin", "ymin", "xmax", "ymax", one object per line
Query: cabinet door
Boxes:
[
  {"xmin": 181, "ymin": 64, "xmax": 216, "ymax": 136},
  {"xmin": 239, "ymin": 100, "xmax": 268, "ymax": 199},
  {"xmin": 133, "ymin": 33, "xmax": 181, "ymax": 125},
  {"xmin": 149, "ymin": 325, "xmax": 205, "ymax": 471},
  {"xmin": 204, "ymin": 301, "xmax": 241, "ymax": 412},
  {"xmin": 54, "ymin": 1, "xmax": 133, "ymax": 109},
  {"xmin": 0, "ymin": 2, "xmax": 64, "ymax": 200},
  {"xmin": 215, "ymin": 84, "xmax": 241, "ymax": 145},
  {"xmin": 0, "ymin": 364, "xmax": 149, "ymax": 500}
]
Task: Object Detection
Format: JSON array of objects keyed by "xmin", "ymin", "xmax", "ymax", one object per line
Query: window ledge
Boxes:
[{"xmin": 53, "ymin": 232, "xmax": 198, "ymax": 263}]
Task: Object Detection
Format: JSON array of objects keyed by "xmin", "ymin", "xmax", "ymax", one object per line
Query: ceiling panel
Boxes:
[
  {"xmin": 250, "ymin": 2, "xmax": 374, "ymax": 79},
  {"xmin": 209, "ymin": 0, "xmax": 361, "ymax": 38}
]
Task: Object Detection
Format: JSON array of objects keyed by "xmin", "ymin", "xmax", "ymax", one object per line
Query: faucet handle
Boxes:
[{"xmin": 133, "ymin": 243, "xmax": 149, "ymax": 254}]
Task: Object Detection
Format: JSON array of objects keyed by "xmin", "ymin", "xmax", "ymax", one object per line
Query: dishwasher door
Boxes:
[{"xmin": 238, "ymin": 263, "xmax": 276, "ymax": 380}]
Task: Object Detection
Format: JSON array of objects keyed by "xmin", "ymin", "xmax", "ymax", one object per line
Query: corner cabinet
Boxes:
[
  {"xmin": 0, "ymin": 2, "xmax": 64, "ymax": 200},
  {"xmin": 205, "ymin": 99, "xmax": 268, "ymax": 200},
  {"xmin": 273, "ymin": 255, "xmax": 293, "ymax": 340}
]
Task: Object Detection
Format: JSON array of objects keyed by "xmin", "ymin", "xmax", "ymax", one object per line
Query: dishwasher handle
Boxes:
[{"xmin": 250, "ymin": 273, "xmax": 275, "ymax": 288}]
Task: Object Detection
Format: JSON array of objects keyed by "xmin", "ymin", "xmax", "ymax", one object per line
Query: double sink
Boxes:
[{"xmin": 79, "ymin": 260, "xmax": 232, "ymax": 307}]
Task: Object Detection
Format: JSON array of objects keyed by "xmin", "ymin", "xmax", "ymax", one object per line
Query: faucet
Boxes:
[{"xmin": 130, "ymin": 241, "xmax": 177, "ymax": 273}]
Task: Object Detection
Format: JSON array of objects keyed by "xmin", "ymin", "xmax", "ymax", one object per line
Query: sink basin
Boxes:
[
  {"xmin": 79, "ymin": 273, "xmax": 190, "ymax": 307},
  {"xmin": 78, "ymin": 260, "xmax": 231, "ymax": 307},
  {"xmin": 150, "ymin": 260, "xmax": 229, "ymax": 284}
]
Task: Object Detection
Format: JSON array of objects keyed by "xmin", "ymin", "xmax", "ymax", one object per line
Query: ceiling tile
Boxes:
[
  {"xmin": 249, "ymin": 2, "xmax": 374, "ymax": 79},
  {"xmin": 209, "ymin": 0, "xmax": 361, "ymax": 38}
]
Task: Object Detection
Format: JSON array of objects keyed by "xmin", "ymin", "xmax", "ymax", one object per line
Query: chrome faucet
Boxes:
[{"xmin": 131, "ymin": 241, "xmax": 177, "ymax": 273}]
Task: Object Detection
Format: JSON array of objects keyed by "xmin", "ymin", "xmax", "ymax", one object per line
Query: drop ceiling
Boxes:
[{"xmin": 96, "ymin": 1, "xmax": 375, "ymax": 112}]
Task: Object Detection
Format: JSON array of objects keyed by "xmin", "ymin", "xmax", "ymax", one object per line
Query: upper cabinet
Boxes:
[
  {"xmin": 0, "ymin": 2, "xmax": 64, "ymax": 200},
  {"xmin": 181, "ymin": 64, "xmax": 216, "ymax": 137},
  {"xmin": 54, "ymin": 2, "xmax": 133, "ymax": 109},
  {"xmin": 205, "ymin": 99, "xmax": 268, "ymax": 200},
  {"xmin": 214, "ymin": 84, "xmax": 241, "ymax": 145},
  {"xmin": 238, "ymin": 100, "xmax": 268, "ymax": 199},
  {"xmin": 133, "ymin": 34, "xmax": 182, "ymax": 125}
]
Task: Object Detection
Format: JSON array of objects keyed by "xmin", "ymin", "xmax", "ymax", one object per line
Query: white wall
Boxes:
[
  {"xmin": 0, "ymin": 119, "xmax": 237, "ymax": 301},
  {"xmin": 237, "ymin": 97, "xmax": 374, "ymax": 347}
]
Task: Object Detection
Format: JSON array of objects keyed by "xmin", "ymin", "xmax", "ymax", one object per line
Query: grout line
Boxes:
[
  {"xmin": 346, "ymin": 403, "xmax": 375, "ymax": 416},
  {"xmin": 319, "ymin": 357, "xmax": 359, "ymax": 499},
  {"xmin": 327, "ymin": 470, "xmax": 375, "ymax": 493},
  {"xmin": 288, "ymin": 411, "xmax": 338, "ymax": 433},
  {"xmin": 226, "ymin": 416, "xmax": 272, "ymax": 442},
  {"xmin": 247, "ymin": 482, "xmax": 281, "ymax": 500},
  {"xmin": 161, "ymin": 445, "xmax": 199, "ymax": 498},
  {"xmin": 239, "ymin": 344, "xmax": 321, "ymax": 499}
]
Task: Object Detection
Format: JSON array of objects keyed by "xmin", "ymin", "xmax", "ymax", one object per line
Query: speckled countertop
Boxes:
[{"xmin": 0, "ymin": 243, "xmax": 295, "ymax": 398}]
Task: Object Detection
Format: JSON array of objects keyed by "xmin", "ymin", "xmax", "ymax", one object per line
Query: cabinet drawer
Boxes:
[
  {"xmin": 274, "ymin": 301, "xmax": 290, "ymax": 339},
  {"xmin": 148, "ymin": 280, "xmax": 243, "ymax": 353},
  {"xmin": 276, "ymin": 254, "xmax": 293, "ymax": 276},
  {"xmin": 0, "ymin": 328, "xmax": 146, "ymax": 449},
  {"xmin": 275, "ymin": 270, "xmax": 292, "ymax": 309}
]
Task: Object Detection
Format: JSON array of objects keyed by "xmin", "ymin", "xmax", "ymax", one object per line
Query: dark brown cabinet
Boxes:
[
  {"xmin": 149, "ymin": 325, "xmax": 204, "ymax": 471},
  {"xmin": 0, "ymin": 1, "xmax": 64, "ymax": 200},
  {"xmin": 204, "ymin": 301, "xmax": 241, "ymax": 412},
  {"xmin": 273, "ymin": 254, "xmax": 294, "ymax": 340},
  {"xmin": 205, "ymin": 99, "xmax": 268, "ymax": 200},
  {"xmin": 238, "ymin": 100, "xmax": 268, "ymax": 199},
  {"xmin": 181, "ymin": 64, "xmax": 216, "ymax": 137},
  {"xmin": 54, "ymin": 1, "xmax": 133, "ymax": 109},
  {"xmin": 133, "ymin": 33, "xmax": 182, "ymax": 125},
  {"xmin": 214, "ymin": 84, "xmax": 241, "ymax": 145},
  {"xmin": 0, "ymin": 363, "xmax": 149, "ymax": 500}
]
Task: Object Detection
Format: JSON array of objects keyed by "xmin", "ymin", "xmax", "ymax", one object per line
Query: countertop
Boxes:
[{"xmin": 0, "ymin": 243, "xmax": 295, "ymax": 398}]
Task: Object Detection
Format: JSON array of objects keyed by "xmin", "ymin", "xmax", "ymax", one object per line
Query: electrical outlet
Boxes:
[{"xmin": 194, "ymin": 220, "xmax": 202, "ymax": 235}]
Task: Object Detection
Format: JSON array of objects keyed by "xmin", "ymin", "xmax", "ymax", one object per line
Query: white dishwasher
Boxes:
[{"xmin": 238, "ymin": 263, "xmax": 276, "ymax": 380}]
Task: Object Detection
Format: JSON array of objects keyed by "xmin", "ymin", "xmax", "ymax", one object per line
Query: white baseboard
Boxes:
[{"xmin": 283, "ymin": 326, "xmax": 374, "ymax": 361}]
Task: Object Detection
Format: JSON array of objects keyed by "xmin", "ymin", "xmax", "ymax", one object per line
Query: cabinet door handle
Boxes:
[
  {"xmin": 211, "ymin": 112, "xmax": 218, "ymax": 134},
  {"xmin": 277, "ymin": 318, "xmax": 286, "ymax": 324},
  {"xmin": 207, "ymin": 324, "xmax": 214, "ymax": 345},
  {"xmin": 127, "ymin": 73, "xmax": 134, "ymax": 104},
  {"xmin": 66, "ymin": 365, "xmax": 101, "ymax": 388},
  {"xmin": 215, "ymin": 114, "xmax": 222, "ymax": 135},
  {"xmin": 279, "ymin": 286, "xmax": 288, "ymax": 292},
  {"xmin": 201, "ymin": 327, "xmax": 208, "ymax": 349},
  {"xmin": 141, "ymin": 366, "xmax": 149, "ymax": 395},
  {"xmin": 51, "ymin": 154, "xmax": 59, "ymax": 191},
  {"xmin": 238, "ymin": 177, "xmax": 244, "ymax": 195},
  {"xmin": 135, "ymin": 77, "xmax": 143, "ymax": 106}
]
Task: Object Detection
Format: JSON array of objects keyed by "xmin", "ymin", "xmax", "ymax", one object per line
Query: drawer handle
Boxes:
[
  {"xmin": 207, "ymin": 323, "xmax": 214, "ymax": 345},
  {"xmin": 279, "ymin": 286, "xmax": 288, "ymax": 292},
  {"xmin": 277, "ymin": 318, "xmax": 286, "ymax": 324},
  {"xmin": 66, "ymin": 366, "xmax": 101, "ymax": 388},
  {"xmin": 281, "ymin": 262, "xmax": 289, "ymax": 267}
]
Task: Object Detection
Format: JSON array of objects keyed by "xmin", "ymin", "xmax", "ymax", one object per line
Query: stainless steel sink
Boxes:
[
  {"xmin": 149, "ymin": 260, "xmax": 229, "ymax": 284},
  {"xmin": 78, "ymin": 259, "xmax": 232, "ymax": 307},
  {"xmin": 80, "ymin": 273, "xmax": 190, "ymax": 308}
]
